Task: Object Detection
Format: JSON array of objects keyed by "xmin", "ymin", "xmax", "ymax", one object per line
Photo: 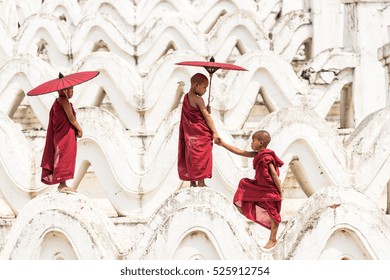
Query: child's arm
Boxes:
[
  {"xmin": 57, "ymin": 97, "xmax": 83, "ymax": 138},
  {"xmin": 195, "ymin": 97, "xmax": 220, "ymax": 144},
  {"xmin": 268, "ymin": 162, "xmax": 283, "ymax": 199},
  {"xmin": 218, "ymin": 139, "xmax": 257, "ymax": 158}
]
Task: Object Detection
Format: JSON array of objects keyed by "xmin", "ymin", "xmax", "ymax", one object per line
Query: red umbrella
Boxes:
[
  {"xmin": 175, "ymin": 57, "xmax": 247, "ymax": 107},
  {"xmin": 27, "ymin": 71, "xmax": 100, "ymax": 96}
]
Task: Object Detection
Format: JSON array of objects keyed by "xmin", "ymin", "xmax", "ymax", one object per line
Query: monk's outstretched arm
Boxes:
[{"xmin": 218, "ymin": 139, "xmax": 257, "ymax": 158}]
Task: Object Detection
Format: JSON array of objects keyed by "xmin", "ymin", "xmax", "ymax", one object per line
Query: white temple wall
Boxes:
[
  {"xmin": 343, "ymin": 0, "xmax": 390, "ymax": 124},
  {"xmin": 0, "ymin": 0, "xmax": 389, "ymax": 260}
]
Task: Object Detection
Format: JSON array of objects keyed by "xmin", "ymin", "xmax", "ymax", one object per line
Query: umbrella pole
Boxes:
[{"xmin": 207, "ymin": 72, "xmax": 213, "ymax": 109}]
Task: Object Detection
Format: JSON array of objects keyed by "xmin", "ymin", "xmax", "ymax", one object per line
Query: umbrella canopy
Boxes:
[
  {"xmin": 27, "ymin": 71, "xmax": 100, "ymax": 96},
  {"xmin": 175, "ymin": 57, "xmax": 247, "ymax": 107},
  {"xmin": 176, "ymin": 57, "xmax": 247, "ymax": 74}
]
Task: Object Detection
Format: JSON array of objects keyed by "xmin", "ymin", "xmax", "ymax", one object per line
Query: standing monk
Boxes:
[
  {"xmin": 41, "ymin": 86, "xmax": 83, "ymax": 193},
  {"xmin": 178, "ymin": 73, "xmax": 221, "ymax": 187}
]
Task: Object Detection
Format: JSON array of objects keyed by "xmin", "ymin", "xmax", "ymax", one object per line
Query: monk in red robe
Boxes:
[
  {"xmin": 178, "ymin": 73, "xmax": 221, "ymax": 187},
  {"xmin": 218, "ymin": 130, "xmax": 284, "ymax": 249},
  {"xmin": 41, "ymin": 86, "xmax": 83, "ymax": 193}
]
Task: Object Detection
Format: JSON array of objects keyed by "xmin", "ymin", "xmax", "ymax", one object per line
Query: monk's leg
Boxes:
[
  {"xmin": 58, "ymin": 181, "xmax": 77, "ymax": 193},
  {"xmin": 58, "ymin": 182, "xmax": 67, "ymax": 190},
  {"xmin": 197, "ymin": 179, "xmax": 206, "ymax": 187},
  {"xmin": 234, "ymin": 205, "xmax": 243, "ymax": 214},
  {"xmin": 190, "ymin": 181, "xmax": 197, "ymax": 187},
  {"xmin": 264, "ymin": 217, "xmax": 278, "ymax": 249}
]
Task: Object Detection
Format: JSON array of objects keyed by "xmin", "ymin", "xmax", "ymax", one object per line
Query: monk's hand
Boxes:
[
  {"xmin": 280, "ymin": 189, "xmax": 284, "ymax": 200},
  {"xmin": 213, "ymin": 133, "xmax": 221, "ymax": 145},
  {"xmin": 215, "ymin": 138, "xmax": 223, "ymax": 146},
  {"xmin": 77, "ymin": 129, "xmax": 83, "ymax": 138}
]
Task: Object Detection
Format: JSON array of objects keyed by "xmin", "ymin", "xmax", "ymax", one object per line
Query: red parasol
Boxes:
[
  {"xmin": 175, "ymin": 57, "xmax": 247, "ymax": 107},
  {"xmin": 27, "ymin": 71, "xmax": 100, "ymax": 96}
]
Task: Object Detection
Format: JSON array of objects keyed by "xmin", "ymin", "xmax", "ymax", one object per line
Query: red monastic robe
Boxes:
[
  {"xmin": 178, "ymin": 94, "xmax": 213, "ymax": 181},
  {"xmin": 233, "ymin": 149, "xmax": 284, "ymax": 229},
  {"xmin": 41, "ymin": 100, "xmax": 77, "ymax": 185}
]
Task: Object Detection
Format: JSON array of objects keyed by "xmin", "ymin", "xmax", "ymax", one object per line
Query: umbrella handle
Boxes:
[{"xmin": 207, "ymin": 72, "xmax": 213, "ymax": 109}]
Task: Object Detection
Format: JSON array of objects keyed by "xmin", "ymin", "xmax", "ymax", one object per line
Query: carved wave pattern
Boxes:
[{"xmin": 0, "ymin": 0, "xmax": 389, "ymax": 260}]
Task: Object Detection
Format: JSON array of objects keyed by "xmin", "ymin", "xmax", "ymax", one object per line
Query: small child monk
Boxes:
[
  {"xmin": 217, "ymin": 130, "xmax": 284, "ymax": 249},
  {"xmin": 178, "ymin": 73, "xmax": 221, "ymax": 187},
  {"xmin": 41, "ymin": 86, "xmax": 83, "ymax": 193}
]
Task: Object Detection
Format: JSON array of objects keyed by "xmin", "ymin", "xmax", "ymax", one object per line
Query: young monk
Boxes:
[
  {"xmin": 178, "ymin": 73, "xmax": 221, "ymax": 187},
  {"xmin": 41, "ymin": 86, "xmax": 83, "ymax": 193},
  {"xmin": 217, "ymin": 130, "xmax": 284, "ymax": 249}
]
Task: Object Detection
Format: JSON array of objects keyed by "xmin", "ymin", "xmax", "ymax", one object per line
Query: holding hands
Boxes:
[{"xmin": 213, "ymin": 133, "xmax": 221, "ymax": 145}]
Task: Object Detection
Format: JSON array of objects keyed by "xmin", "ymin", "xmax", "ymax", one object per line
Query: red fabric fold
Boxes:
[
  {"xmin": 233, "ymin": 149, "xmax": 284, "ymax": 229},
  {"xmin": 41, "ymin": 100, "xmax": 77, "ymax": 185},
  {"xmin": 178, "ymin": 94, "xmax": 213, "ymax": 181}
]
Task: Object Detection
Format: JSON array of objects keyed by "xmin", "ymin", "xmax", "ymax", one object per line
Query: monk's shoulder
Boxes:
[
  {"xmin": 188, "ymin": 93, "xmax": 202, "ymax": 108},
  {"xmin": 193, "ymin": 95, "xmax": 205, "ymax": 108},
  {"xmin": 56, "ymin": 97, "xmax": 70, "ymax": 106}
]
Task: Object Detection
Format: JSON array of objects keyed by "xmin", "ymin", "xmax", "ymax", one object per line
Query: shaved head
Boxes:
[
  {"xmin": 253, "ymin": 130, "xmax": 271, "ymax": 147},
  {"xmin": 190, "ymin": 73, "xmax": 208, "ymax": 85}
]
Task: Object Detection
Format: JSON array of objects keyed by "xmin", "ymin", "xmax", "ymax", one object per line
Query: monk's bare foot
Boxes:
[
  {"xmin": 197, "ymin": 180, "xmax": 207, "ymax": 187},
  {"xmin": 58, "ymin": 186, "xmax": 77, "ymax": 193},
  {"xmin": 263, "ymin": 240, "xmax": 277, "ymax": 249}
]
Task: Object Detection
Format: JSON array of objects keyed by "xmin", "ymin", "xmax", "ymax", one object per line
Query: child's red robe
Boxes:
[
  {"xmin": 233, "ymin": 149, "xmax": 284, "ymax": 229},
  {"xmin": 41, "ymin": 100, "xmax": 77, "ymax": 185},
  {"xmin": 178, "ymin": 94, "xmax": 213, "ymax": 181}
]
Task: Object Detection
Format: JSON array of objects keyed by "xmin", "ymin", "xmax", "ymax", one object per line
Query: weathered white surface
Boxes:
[
  {"xmin": 274, "ymin": 186, "xmax": 390, "ymax": 260},
  {"xmin": 379, "ymin": 41, "xmax": 390, "ymax": 105},
  {"xmin": 0, "ymin": 191, "xmax": 126, "ymax": 260},
  {"xmin": 343, "ymin": 0, "xmax": 390, "ymax": 124},
  {"xmin": 0, "ymin": 0, "xmax": 389, "ymax": 260},
  {"xmin": 130, "ymin": 188, "xmax": 261, "ymax": 260}
]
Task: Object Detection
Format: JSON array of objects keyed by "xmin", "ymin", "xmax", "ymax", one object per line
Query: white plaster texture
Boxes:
[{"xmin": 0, "ymin": 0, "xmax": 389, "ymax": 260}]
